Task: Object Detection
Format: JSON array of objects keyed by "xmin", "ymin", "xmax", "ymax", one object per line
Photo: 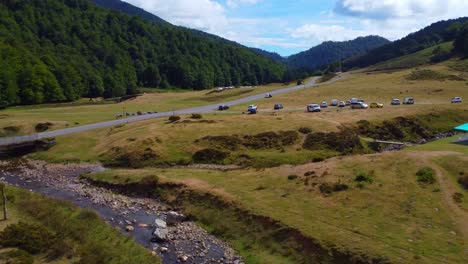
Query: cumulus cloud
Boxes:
[
  {"xmin": 226, "ymin": 0, "xmax": 260, "ymax": 8},
  {"xmin": 334, "ymin": 0, "xmax": 467, "ymax": 20},
  {"xmin": 124, "ymin": 0, "xmax": 227, "ymax": 33}
]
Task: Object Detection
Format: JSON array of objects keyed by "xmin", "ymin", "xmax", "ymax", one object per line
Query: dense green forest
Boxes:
[
  {"xmin": 454, "ymin": 21, "xmax": 468, "ymax": 57},
  {"xmin": 0, "ymin": 0, "xmax": 287, "ymax": 107},
  {"xmin": 287, "ymin": 36, "xmax": 390, "ymax": 70},
  {"xmin": 344, "ymin": 18, "xmax": 468, "ymax": 69}
]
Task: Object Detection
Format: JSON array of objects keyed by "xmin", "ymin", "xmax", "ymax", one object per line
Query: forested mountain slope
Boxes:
[
  {"xmin": 0, "ymin": 0, "xmax": 286, "ymax": 107},
  {"xmin": 344, "ymin": 17, "xmax": 468, "ymax": 69},
  {"xmin": 287, "ymin": 36, "xmax": 390, "ymax": 70}
]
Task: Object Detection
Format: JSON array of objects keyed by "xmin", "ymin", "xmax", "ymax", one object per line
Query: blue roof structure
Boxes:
[{"xmin": 454, "ymin": 123, "xmax": 468, "ymax": 132}]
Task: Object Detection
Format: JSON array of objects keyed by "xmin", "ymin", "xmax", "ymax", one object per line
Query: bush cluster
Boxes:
[
  {"xmin": 416, "ymin": 167, "xmax": 436, "ymax": 184},
  {"xmin": 0, "ymin": 222, "xmax": 57, "ymax": 255},
  {"xmin": 168, "ymin": 115, "xmax": 181, "ymax": 123},
  {"xmin": 192, "ymin": 149, "xmax": 229, "ymax": 164},
  {"xmin": 303, "ymin": 130, "xmax": 362, "ymax": 154}
]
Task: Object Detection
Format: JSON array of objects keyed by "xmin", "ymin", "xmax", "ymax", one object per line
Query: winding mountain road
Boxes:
[{"xmin": 0, "ymin": 75, "xmax": 347, "ymax": 146}]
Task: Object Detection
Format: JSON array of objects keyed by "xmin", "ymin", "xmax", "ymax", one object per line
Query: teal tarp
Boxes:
[{"xmin": 455, "ymin": 123, "xmax": 468, "ymax": 132}]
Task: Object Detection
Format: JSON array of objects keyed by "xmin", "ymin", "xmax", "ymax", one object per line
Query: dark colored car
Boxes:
[
  {"xmin": 218, "ymin": 105, "xmax": 229, "ymax": 111},
  {"xmin": 274, "ymin": 104, "xmax": 283, "ymax": 110}
]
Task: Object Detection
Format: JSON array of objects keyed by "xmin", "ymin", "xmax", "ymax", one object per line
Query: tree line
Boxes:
[{"xmin": 0, "ymin": 0, "xmax": 288, "ymax": 107}]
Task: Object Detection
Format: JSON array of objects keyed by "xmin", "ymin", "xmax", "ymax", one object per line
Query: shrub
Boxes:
[
  {"xmin": 416, "ymin": 167, "xmax": 436, "ymax": 184},
  {"xmin": 298, "ymin": 127, "xmax": 312, "ymax": 134},
  {"xmin": 458, "ymin": 174, "xmax": 468, "ymax": 190},
  {"xmin": 453, "ymin": 192, "xmax": 464, "ymax": 203},
  {"xmin": 192, "ymin": 149, "xmax": 229, "ymax": 164},
  {"xmin": 303, "ymin": 130, "xmax": 363, "ymax": 154},
  {"xmin": 304, "ymin": 171, "xmax": 316, "ymax": 177},
  {"xmin": 354, "ymin": 171, "xmax": 373, "ymax": 184},
  {"xmin": 287, "ymin": 175, "xmax": 298, "ymax": 180},
  {"xmin": 190, "ymin": 113, "xmax": 203, "ymax": 119},
  {"xmin": 168, "ymin": 115, "xmax": 181, "ymax": 122},
  {"xmin": 35, "ymin": 122, "xmax": 53, "ymax": 132},
  {"xmin": 0, "ymin": 222, "xmax": 57, "ymax": 254},
  {"xmin": 319, "ymin": 183, "xmax": 349, "ymax": 195}
]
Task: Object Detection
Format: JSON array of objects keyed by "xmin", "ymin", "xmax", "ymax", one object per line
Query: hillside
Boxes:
[
  {"xmin": 91, "ymin": 0, "xmax": 170, "ymax": 25},
  {"xmin": 367, "ymin": 42, "xmax": 454, "ymax": 71},
  {"xmin": 344, "ymin": 17, "xmax": 468, "ymax": 70},
  {"xmin": 287, "ymin": 36, "xmax": 390, "ymax": 70},
  {"xmin": 0, "ymin": 0, "xmax": 287, "ymax": 107}
]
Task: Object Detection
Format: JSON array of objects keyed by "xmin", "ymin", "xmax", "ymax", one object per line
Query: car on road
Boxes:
[
  {"xmin": 370, "ymin": 102, "xmax": 383, "ymax": 108},
  {"xmin": 330, "ymin": 99, "xmax": 339, "ymax": 106},
  {"xmin": 274, "ymin": 104, "xmax": 284, "ymax": 110},
  {"xmin": 403, "ymin": 97, "xmax": 414, "ymax": 104},
  {"xmin": 320, "ymin": 101, "xmax": 328, "ymax": 108},
  {"xmin": 338, "ymin": 101, "xmax": 346, "ymax": 107},
  {"xmin": 391, "ymin": 99, "xmax": 401, "ymax": 105},
  {"xmin": 452, "ymin": 97, "xmax": 462, "ymax": 103},
  {"xmin": 265, "ymin": 93, "xmax": 273, "ymax": 98},
  {"xmin": 248, "ymin": 105, "xmax": 258, "ymax": 114},
  {"xmin": 351, "ymin": 102, "xmax": 369, "ymax": 109},
  {"xmin": 307, "ymin": 104, "xmax": 321, "ymax": 112},
  {"xmin": 218, "ymin": 105, "xmax": 229, "ymax": 111}
]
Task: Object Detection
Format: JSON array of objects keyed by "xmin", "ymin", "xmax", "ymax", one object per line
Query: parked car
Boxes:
[
  {"xmin": 403, "ymin": 97, "xmax": 414, "ymax": 104},
  {"xmin": 345, "ymin": 100, "xmax": 351, "ymax": 106},
  {"xmin": 391, "ymin": 99, "xmax": 401, "ymax": 105},
  {"xmin": 351, "ymin": 102, "xmax": 369, "ymax": 109},
  {"xmin": 370, "ymin": 102, "xmax": 384, "ymax": 108},
  {"xmin": 248, "ymin": 105, "xmax": 258, "ymax": 114},
  {"xmin": 338, "ymin": 101, "xmax": 346, "ymax": 107},
  {"xmin": 452, "ymin": 97, "xmax": 462, "ymax": 103},
  {"xmin": 218, "ymin": 105, "xmax": 229, "ymax": 111},
  {"xmin": 330, "ymin": 99, "xmax": 339, "ymax": 106},
  {"xmin": 265, "ymin": 93, "xmax": 273, "ymax": 98},
  {"xmin": 274, "ymin": 104, "xmax": 284, "ymax": 110},
  {"xmin": 307, "ymin": 104, "xmax": 321, "ymax": 112},
  {"xmin": 350, "ymin": 98, "xmax": 359, "ymax": 104},
  {"xmin": 320, "ymin": 101, "xmax": 328, "ymax": 108}
]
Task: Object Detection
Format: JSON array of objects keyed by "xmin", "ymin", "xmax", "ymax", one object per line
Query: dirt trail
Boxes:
[{"xmin": 408, "ymin": 151, "xmax": 468, "ymax": 242}]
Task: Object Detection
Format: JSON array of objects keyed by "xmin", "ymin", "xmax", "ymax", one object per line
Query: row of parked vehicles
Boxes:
[{"xmin": 217, "ymin": 95, "xmax": 463, "ymax": 114}]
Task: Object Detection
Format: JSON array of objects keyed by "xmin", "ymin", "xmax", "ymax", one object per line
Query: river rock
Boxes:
[
  {"xmin": 125, "ymin": 225, "xmax": 134, "ymax": 232},
  {"xmin": 180, "ymin": 255, "xmax": 189, "ymax": 262},
  {"xmin": 153, "ymin": 228, "xmax": 168, "ymax": 241},
  {"xmin": 166, "ymin": 211, "xmax": 186, "ymax": 225},
  {"xmin": 155, "ymin": 218, "xmax": 167, "ymax": 228}
]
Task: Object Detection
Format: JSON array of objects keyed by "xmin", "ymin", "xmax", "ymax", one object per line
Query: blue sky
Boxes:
[{"xmin": 125, "ymin": 0, "xmax": 468, "ymax": 56}]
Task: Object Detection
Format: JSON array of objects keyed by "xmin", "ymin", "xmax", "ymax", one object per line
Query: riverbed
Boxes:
[{"xmin": 0, "ymin": 159, "xmax": 241, "ymax": 264}]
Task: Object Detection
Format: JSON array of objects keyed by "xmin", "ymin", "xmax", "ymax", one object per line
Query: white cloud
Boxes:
[
  {"xmin": 226, "ymin": 0, "xmax": 260, "ymax": 8},
  {"xmin": 124, "ymin": 0, "xmax": 228, "ymax": 33},
  {"xmin": 335, "ymin": 0, "xmax": 467, "ymax": 20}
]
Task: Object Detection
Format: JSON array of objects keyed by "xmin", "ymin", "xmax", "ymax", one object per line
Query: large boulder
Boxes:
[
  {"xmin": 166, "ymin": 211, "xmax": 186, "ymax": 225},
  {"xmin": 152, "ymin": 228, "xmax": 168, "ymax": 241},
  {"xmin": 155, "ymin": 218, "xmax": 167, "ymax": 228}
]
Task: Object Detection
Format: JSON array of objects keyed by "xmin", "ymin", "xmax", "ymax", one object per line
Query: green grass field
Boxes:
[{"xmin": 0, "ymin": 81, "xmax": 301, "ymax": 136}]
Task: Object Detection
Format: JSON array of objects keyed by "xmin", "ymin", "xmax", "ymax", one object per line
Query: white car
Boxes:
[
  {"xmin": 320, "ymin": 101, "xmax": 328, "ymax": 108},
  {"xmin": 452, "ymin": 97, "xmax": 462, "ymax": 103},
  {"xmin": 391, "ymin": 99, "xmax": 401, "ymax": 105},
  {"xmin": 307, "ymin": 104, "xmax": 321, "ymax": 112},
  {"xmin": 330, "ymin": 99, "xmax": 339, "ymax": 106},
  {"xmin": 351, "ymin": 102, "xmax": 369, "ymax": 109}
]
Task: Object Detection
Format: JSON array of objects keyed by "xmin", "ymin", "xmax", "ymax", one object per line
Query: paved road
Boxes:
[{"xmin": 0, "ymin": 75, "xmax": 346, "ymax": 146}]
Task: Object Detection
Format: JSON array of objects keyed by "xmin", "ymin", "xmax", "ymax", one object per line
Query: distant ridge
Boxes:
[
  {"xmin": 344, "ymin": 17, "xmax": 468, "ymax": 69},
  {"xmin": 287, "ymin": 36, "xmax": 390, "ymax": 70}
]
